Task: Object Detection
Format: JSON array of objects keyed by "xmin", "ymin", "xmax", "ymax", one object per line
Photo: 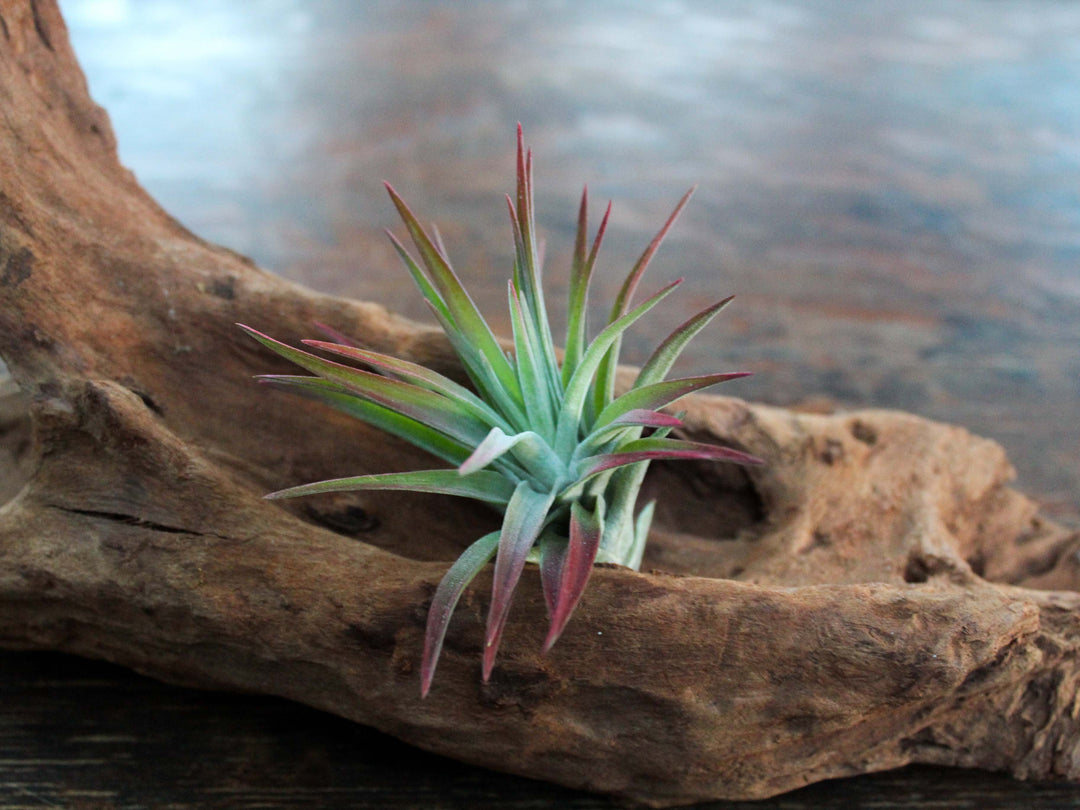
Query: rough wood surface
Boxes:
[{"xmin": 1, "ymin": 1, "xmax": 1079, "ymax": 805}]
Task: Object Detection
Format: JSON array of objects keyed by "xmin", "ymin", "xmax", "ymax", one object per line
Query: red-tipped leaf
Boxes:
[
  {"xmin": 265, "ymin": 469, "xmax": 517, "ymax": 506},
  {"xmin": 421, "ymin": 530, "xmax": 500, "ymax": 697},
  {"xmin": 239, "ymin": 325, "xmax": 491, "ymax": 447},
  {"xmin": 538, "ymin": 535, "xmax": 567, "ymax": 618},
  {"xmin": 544, "ymin": 499, "xmax": 603, "ymax": 652},
  {"xmin": 593, "ymin": 187, "xmax": 696, "ymax": 415},
  {"xmin": 636, "ymin": 296, "xmax": 735, "ymax": 387},
  {"xmin": 579, "ymin": 437, "xmax": 764, "ymax": 480},
  {"xmin": 563, "ymin": 191, "xmax": 613, "ymax": 387},
  {"xmin": 594, "ymin": 372, "xmax": 752, "ymax": 429},
  {"xmin": 482, "ymin": 482, "xmax": 557, "ymax": 681}
]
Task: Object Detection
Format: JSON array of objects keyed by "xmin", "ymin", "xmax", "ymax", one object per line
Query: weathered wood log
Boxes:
[{"xmin": 1, "ymin": 1, "xmax": 1079, "ymax": 805}]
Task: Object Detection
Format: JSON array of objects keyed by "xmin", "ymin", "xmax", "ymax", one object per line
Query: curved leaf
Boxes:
[
  {"xmin": 578, "ymin": 437, "xmax": 764, "ymax": 480},
  {"xmin": 301, "ymin": 338, "xmax": 507, "ymax": 430},
  {"xmin": 592, "ymin": 187, "xmax": 695, "ymax": 416},
  {"xmin": 554, "ymin": 279, "xmax": 682, "ymax": 455},
  {"xmin": 239, "ymin": 325, "xmax": 492, "ymax": 447},
  {"xmin": 578, "ymin": 408, "xmax": 684, "ymax": 453},
  {"xmin": 544, "ymin": 497, "xmax": 604, "ymax": 652},
  {"xmin": 421, "ymin": 530, "xmax": 500, "ymax": 697},
  {"xmin": 265, "ymin": 469, "xmax": 517, "ymax": 505},
  {"xmin": 594, "ymin": 372, "xmax": 752, "ymax": 430},
  {"xmin": 257, "ymin": 375, "xmax": 472, "ymax": 467},
  {"xmin": 483, "ymin": 482, "xmax": 557, "ymax": 681},
  {"xmin": 635, "ymin": 296, "xmax": 734, "ymax": 387},
  {"xmin": 459, "ymin": 426, "xmax": 565, "ymax": 488},
  {"xmin": 385, "ymin": 183, "xmax": 521, "ymax": 401}
]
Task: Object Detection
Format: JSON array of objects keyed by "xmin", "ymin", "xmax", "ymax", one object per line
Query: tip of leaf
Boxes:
[
  {"xmin": 420, "ymin": 665, "xmax": 435, "ymax": 698},
  {"xmin": 541, "ymin": 626, "xmax": 561, "ymax": 654}
]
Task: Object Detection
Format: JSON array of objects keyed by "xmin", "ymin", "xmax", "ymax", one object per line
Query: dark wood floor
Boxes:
[{"xmin": 3, "ymin": 0, "xmax": 1079, "ymax": 806}]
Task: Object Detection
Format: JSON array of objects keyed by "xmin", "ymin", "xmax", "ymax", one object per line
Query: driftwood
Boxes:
[{"xmin": 2, "ymin": 2, "xmax": 1080, "ymax": 805}]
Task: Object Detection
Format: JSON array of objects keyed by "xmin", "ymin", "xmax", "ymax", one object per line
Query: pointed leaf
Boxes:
[
  {"xmin": 508, "ymin": 131, "xmax": 561, "ymax": 391},
  {"xmin": 595, "ymin": 372, "xmax": 752, "ymax": 429},
  {"xmin": 301, "ymin": 339, "xmax": 507, "ymax": 429},
  {"xmin": 507, "ymin": 280, "xmax": 556, "ymax": 437},
  {"xmin": 578, "ymin": 409, "xmax": 685, "ymax": 453},
  {"xmin": 539, "ymin": 534, "xmax": 568, "ymax": 618},
  {"xmin": 636, "ymin": 296, "xmax": 735, "ymax": 387},
  {"xmin": 239, "ymin": 325, "xmax": 492, "ymax": 447},
  {"xmin": 421, "ymin": 530, "xmax": 500, "ymax": 697},
  {"xmin": 385, "ymin": 230, "xmax": 453, "ymax": 325},
  {"xmin": 257, "ymin": 375, "xmax": 472, "ymax": 466},
  {"xmin": 579, "ymin": 437, "xmax": 764, "ymax": 480},
  {"xmin": 562, "ymin": 193, "xmax": 612, "ymax": 387},
  {"xmin": 459, "ymin": 426, "xmax": 564, "ymax": 487},
  {"xmin": 607, "ymin": 188, "xmax": 696, "ymax": 326},
  {"xmin": 554, "ymin": 279, "xmax": 682, "ymax": 455},
  {"xmin": 312, "ymin": 321, "xmax": 362, "ymax": 348},
  {"xmin": 544, "ymin": 498, "xmax": 604, "ymax": 652},
  {"xmin": 265, "ymin": 469, "xmax": 517, "ymax": 505},
  {"xmin": 593, "ymin": 187, "xmax": 695, "ymax": 415},
  {"xmin": 385, "ymin": 183, "xmax": 521, "ymax": 399},
  {"xmin": 483, "ymin": 482, "xmax": 557, "ymax": 680}
]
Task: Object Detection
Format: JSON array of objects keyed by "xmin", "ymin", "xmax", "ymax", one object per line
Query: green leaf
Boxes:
[
  {"xmin": 239, "ymin": 325, "xmax": 492, "ymax": 449},
  {"xmin": 592, "ymin": 187, "xmax": 695, "ymax": 417},
  {"xmin": 594, "ymin": 372, "xmax": 751, "ymax": 430},
  {"xmin": 507, "ymin": 280, "xmax": 556, "ymax": 438},
  {"xmin": 563, "ymin": 191, "xmax": 611, "ymax": 389},
  {"xmin": 554, "ymin": 279, "xmax": 682, "ymax": 456},
  {"xmin": 543, "ymin": 497, "xmax": 604, "ymax": 652},
  {"xmin": 257, "ymin": 375, "xmax": 472, "ymax": 467},
  {"xmin": 385, "ymin": 184, "xmax": 522, "ymax": 402},
  {"xmin": 265, "ymin": 469, "xmax": 517, "ymax": 505},
  {"xmin": 578, "ymin": 437, "xmax": 764, "ymax": 480},
  {"xmin": 302, "ymin": 339, "xmax": 509, "ymax": 431},
  {"xmin": 423, "ymin": 301, "xmax": 529, "ymax": 427},
  {"xmin": 421, "ymin": 530, "xmax": 501, "ymax": 697},
  {"xmin": 459, "ymin": 426, "xmax": 565, "ymax": 489},
  {"xmin": 483, "ymin": 481, "xmax": 557, "ymax": 681},
  {"xmin": 385, "ymin": 230, "xmax": 453, "ymax": 326},
  {"xmin": 635, "ymin": 296, "xmax": 734, "ymax": 387}
]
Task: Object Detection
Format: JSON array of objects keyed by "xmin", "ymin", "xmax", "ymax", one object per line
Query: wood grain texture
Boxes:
[
  {"xmin": 2, "ymin": 0, "xmax": 1079, "ymax": 807},
  {"xmin": 3, "ymin": 650, "xmax": 1080, "ymax": 810}
]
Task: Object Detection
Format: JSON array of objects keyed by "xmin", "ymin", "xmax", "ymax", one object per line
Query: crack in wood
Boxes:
[{"xmin": 49, "ymin": 505, "xmax": 199, "ymax": 536}]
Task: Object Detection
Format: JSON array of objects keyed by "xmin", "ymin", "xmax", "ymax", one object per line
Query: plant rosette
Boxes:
[{"xmin": 240, "ymin": 126, "xmax": 762, "ymax": 696}]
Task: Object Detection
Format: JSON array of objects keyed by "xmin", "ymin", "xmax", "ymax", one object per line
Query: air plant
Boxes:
[{"xmin": 239, "ymin": 126, "xmax": 761, "ymax": 696}]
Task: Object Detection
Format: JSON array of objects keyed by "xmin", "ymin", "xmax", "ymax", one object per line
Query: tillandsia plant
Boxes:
[{"xmin": 239, "ymin": 126, "xmax": 762, "ymax": 696}]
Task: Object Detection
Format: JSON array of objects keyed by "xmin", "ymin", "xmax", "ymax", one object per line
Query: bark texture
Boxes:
[{"xmin": 2, "ymin": 2, "xmax": 1079, "ymax": 805}]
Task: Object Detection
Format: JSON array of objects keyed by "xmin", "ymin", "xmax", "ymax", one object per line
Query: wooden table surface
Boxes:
[{"xmin": 3, "ymin": 0, "xmax": 1079, "ymax": 806}]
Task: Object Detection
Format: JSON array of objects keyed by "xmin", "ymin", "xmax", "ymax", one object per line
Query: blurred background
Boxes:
[
  {"xmin": 4, "ymin": 2, "xmax": 1080, "ymax": 807},
  {"xmin": 59, "ymin": 0, "xmax": 1080, "ymax": 522}
]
